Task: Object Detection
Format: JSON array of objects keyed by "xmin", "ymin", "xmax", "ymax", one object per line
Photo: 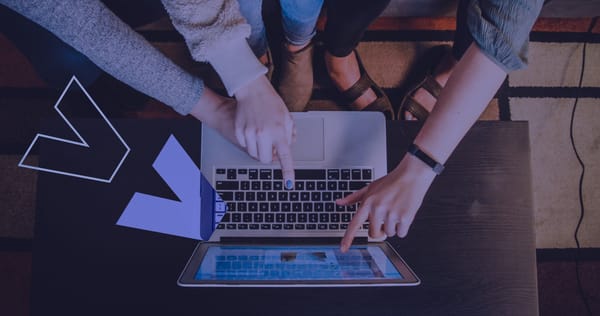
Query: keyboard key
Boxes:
[
  {"xmin": 327, "ymin": 182, "xmax": 337, "ymax": 191},
  {"xmin": 309, "ymin": 213, "xmax": 318, "ymax": 223},
  {"xmin": 253, "ymin": 213, "xmax": 263, "ymax": 222},
  {"xmin": 290, "ymin": 192, "xmax": 299, "ymax": 201},
  {"xmin": 235, "ymin": 192, "xmax": 244, "ymax": 201},
  {"xmin": 216, "ymin": 168, "xmax": 226, "ymax": 175},
  {"xmin": 232, "ymin": 213, "xmax": 241, "ymax": 222},
  {"xmin": 341, "ymin": 213, "xmax": 350, "ymax": 222},
  {"xmin": 311, "ymin": 192, "xmax": 321, "ymax": 201},
  {"xmin": 351, "ymin": 169, "xmax": 362, "ymax": 180},
  {"xmin": 243, "ymin": 214, "xmax": 252, "ymax": 222},
  {"xmin": 276, "ymin": 214, "xmax": 285, "ymax": 223},
  {"xmin": 347, "ymin": 204, "xmax": 356, "ymax": 212},
  {"xmin": 329, "ymin": 224, "xmax": 339, "ymax": 230},
  {"xmin": 249, "ymin": 203, "xmax": 258, "ymax": 212},
  {"xmin": 248, "ymin": 169, "xmax": 258, "ymax": 179},
  {"xmin": 333, "ymin": 192, "xmax": 343, "ymax": 200},
  {"xmin": 251, "ymin": 181, "xmax": 261, "ymax": 190},
  {"xmin": 250, "ymin": 224, "xmax": 259, "ymax": 230},
  {"xmin": 349, "ymin": 181, "xmax": 370, "ymax": 190},
  {"xmin": 238, "ymin": 203, "xmax": 247, "ymax": 212},
  {"xmin": 332, "ymin": 214, "xmax": 341, "ymax": 222},
  {"xmin": 257, "ymin": 192, "xmax": 266, "ymax": 201},
  {"xmin": 314, "ymin": 203, "xmax": 324, "ymax": 212},
  {"xmin": 270, "ymin": 202, "xmax": 280, "ymax": 212},
  {"xmin": 216, "ymin": 181, "xmax": 239, "ymax": 190},
  {"xmin": 295, "ymin": 169, "xmax": 326, "ymax": 180},
  {"xmin": 298, "ymin": 214, "xmax": 307, "ymax": 223},
  {"xmin": 307, "ymin": 224, "xmax": 317, "ymax": 230},
  {"xmin": 261, "ymin": 224, "xmax": 271, "ymax": 230},
  {"xmin": 341, "ymin": 224, "xmax": 348, "ymax": 229},
  {"xmin": 336, "ymin": 204, "xmax": 345, "ymax": 212},
  {"xmin": 284, "ymin": 224, "xmax": 293, "ymax": 230},
  {"xmin": 238, "ymin": 223, "xmax": 248, "ymax": 229},
  {"xmin": 281, "ymin": 203, "xmax": 291, "ymax": 212},
  {"xmin": 268, "ymin": 192, "xmax": 277, "ymax": 201},
  {"xmin": 265, "ymin": 213, "xmax": 275, "ymax": 223},
  {"xmin": 221, "ymin": 213, "xmax": 231, "ymax": 222},
  {"xmin": 303, "ymin": 203, "xmax": 313, "ymax": 212},
  {"xmin": 227, "ymin": 202, "xmax": 236, "ymax": 212},
  {"xmin": 278, "ymin": 192, "xmax": 288, "ymax": 201},
  {"xmin": 322, "ymin": 192, "xmax": 332, "ymax": 201},
  {"xmin": 306, "ymin": 181, "xmax": 316, "ymax": 190},
  {"xmin": 260, "ymin": 169, "xmax": 272, "ymax": 179},
  {"xmin": 217, "ymin": 223, "xmax": 225, "ymax": 229},
  {"xmin": 245, "ymin": 192, "xmax": 255, "ymax": 201},
  {"xmin": 341, "ymin": 169, "xmax": 351, "ymax": 180},
  {"xmin": 226, "ymin": 223, "xmax": 236, "ymax": 229},
  {"xmin": 273, "ymin": 181, "xmax": 283, "ymax": 190},
  {"xmin": 338, "ymin": 181, "xmax": 348, "ymax": 191},
  {"xmin": 227, "ymin": 169, "xmax": 237, "ymax": 179},
  {"xmin": 317, "ymin": 181, "xmax": 326, "ymax": 190},
  {"xmin": 238, "ymin": 169, "xmax": 248, "ymax": 175},
  {"xmin": 259, "ymin": 203, "xmax": 269, "ymax": 212},
  {"xmin": 295, "ymin": 182, "xmax": 305, "ymax": 190},
  {"xmin": 241, "ymin": 181, "xmax": 250, "ymax": 190},
  {"xmin": 295, "ymin": 224, "xmax": 305, "ymax": 230},
  {"xmin": 318, "ymin": 224, "xmax": 328, "ymax": 230},
  {"xmin": 273, "ymin": 169, "xmax": 283, "ymax": 179},
  {"xmin": 300, "ymin": 192, "xmax": 310, "ymax": 201},
  {"xmin": 218, "ymin": 191, "xmax": 233, "ymax": 201},
  {"xmin": 319, "ymin": 213, "xmax": 329, "ymax": 222},
  {"xmin": 286, "ymin": 213, "xmax": 296, "ymax": 222},
  {"xmin": 262, "ymin": 181, "xmax": 272, "ymax": 191},
  {"xmin": 292, "ymin": 203, "xmax": 302, "ymax": 212},
  {"xmin": 327, "ymin": 169, "xmax": 340, "ymax": 180},
  {"xmin": 272, "ymin": 224, "xmax": 282, "ymax": 230},
  {"xmin": 362, "ymin": 169, "xmax": 372, "ymax": 180},
  {"xmin": 325, "ymin": 203, "xmax": 335, "ymax": 212},
  {"xmin": 363, "ymin": 223, "xmax": 369, "ymax": 229}
]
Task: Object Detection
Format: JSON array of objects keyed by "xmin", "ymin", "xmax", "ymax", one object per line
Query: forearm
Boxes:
[
  {"xmin": 1, "ymin": 0, "xmax": 203, "ymax": 115},
  {"xmin": 413, "ymin": 43, "xmax": 507, "ymax": 164}
]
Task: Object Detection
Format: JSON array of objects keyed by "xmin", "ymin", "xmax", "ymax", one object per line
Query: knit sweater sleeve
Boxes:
[
  {"xmin": 161, "ymin": 0, "xmax": 266, "ymax": 96},
  {"xmin": 1, "ymin": 0, "xmax": 204, "ymax": 115}
]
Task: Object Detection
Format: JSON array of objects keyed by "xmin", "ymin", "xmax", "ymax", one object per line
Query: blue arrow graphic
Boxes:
[
  {"xmin": 18, "ymin": 76, "xmax": 130, "ymax": 183},
  {"xmin": 117, "ymin": 135, "xmax": 208, "ymax": 240}
]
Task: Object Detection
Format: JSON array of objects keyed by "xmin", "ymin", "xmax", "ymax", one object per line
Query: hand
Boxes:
[
  {"xmin": 189, "ymin": 87, "xmax": 239, "ymax": 147},
  {"xmin": 234, "ymin": 76, "xmax": 296, "ymax": 188},
  {"xmin": 337, "ymin": 154, "xmax": 437, "ymax": 252}
]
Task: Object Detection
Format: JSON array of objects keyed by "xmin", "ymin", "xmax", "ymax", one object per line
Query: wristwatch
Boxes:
[{"xmin": 407, "ymin": 143, "xmax": 445, "ymax": 175}]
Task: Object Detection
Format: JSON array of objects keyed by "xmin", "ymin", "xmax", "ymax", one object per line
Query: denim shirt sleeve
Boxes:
[{"xmin": 466, "ymin": 0, "xmax": 544, "ymax": 72}]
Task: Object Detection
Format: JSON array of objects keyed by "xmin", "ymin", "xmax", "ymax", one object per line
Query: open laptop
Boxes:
[{"xmin": 178, "ymin": 111, "xmax": 420, "ymax": 287}]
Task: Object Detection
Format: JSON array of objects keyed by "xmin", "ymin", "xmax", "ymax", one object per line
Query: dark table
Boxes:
[{"xmin": 31, "ymin": 119, "xmax": 537, "ymax": 316}]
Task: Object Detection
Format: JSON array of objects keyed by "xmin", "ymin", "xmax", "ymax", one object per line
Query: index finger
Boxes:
[
  {"xmin": 275, "ymin": 140, "xmax": 295, "ymax": 190},
  {"xmin": 340, "ymin": 202, "xmax": 370, "ymax": 252}
]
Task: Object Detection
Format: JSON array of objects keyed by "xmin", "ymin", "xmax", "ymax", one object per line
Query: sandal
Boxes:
[
  {"xmin": 336, "ymin": 49, "xmax": 395, "ymax": 120},
  {"xmin": 398, "ymin": 45, "xmax": 452, "ymax": 121}
]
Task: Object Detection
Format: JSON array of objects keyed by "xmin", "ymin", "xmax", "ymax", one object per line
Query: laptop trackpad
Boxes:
[{"xmin": 292, "ymin": 118, "xmax": 324, "ymax": 161}]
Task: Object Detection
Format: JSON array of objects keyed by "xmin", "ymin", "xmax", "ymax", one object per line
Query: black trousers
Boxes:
[{"xmin": 323, "ymin": 0, "xmax": 391, "ymax": 57}]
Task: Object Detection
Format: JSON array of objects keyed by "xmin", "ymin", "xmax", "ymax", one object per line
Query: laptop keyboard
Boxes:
[{"xmin": 214, "ymin": 168, "xmax": 372, "ymax": 232}]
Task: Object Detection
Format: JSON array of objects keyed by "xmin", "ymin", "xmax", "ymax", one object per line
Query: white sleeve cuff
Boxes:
[{"xmin": 206, "ymin": 39, "xmax": 267, "ymax": 96}]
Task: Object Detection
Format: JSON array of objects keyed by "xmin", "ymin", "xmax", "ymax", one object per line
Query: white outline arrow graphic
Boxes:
[{"xmin": 18, "ymin": 76, "xmax": 130, "ymax": 183}]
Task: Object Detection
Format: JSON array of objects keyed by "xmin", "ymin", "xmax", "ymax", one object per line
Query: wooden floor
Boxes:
[{"xmin": 1, "ymin": 11, "xmax": 600, "ymax": 315}]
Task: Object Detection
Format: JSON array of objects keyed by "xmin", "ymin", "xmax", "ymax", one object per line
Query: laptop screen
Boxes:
[{"xmin": 194, "ymin": 245, "xmax": 403, "ymax": 281}]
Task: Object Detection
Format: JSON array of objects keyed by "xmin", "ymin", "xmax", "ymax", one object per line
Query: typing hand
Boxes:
[
  {"xmin": 337, "ymin": 155, "xmax": 436, "ymax": 252},
  {"xmin": 234, "ymin": 76, "xmax": 296, "ymax": 188}
]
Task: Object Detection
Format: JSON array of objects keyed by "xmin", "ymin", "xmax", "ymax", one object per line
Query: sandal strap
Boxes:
[
  {"xmin": 362, "ymin": 97, "xmax": 394, "ymax": 120},
  {"xmin": 338, "ymin": 72, "xmax": 373, "ymax": 105},
  {"xmin": 402, "ymin": 96, "xmax": 430, "ymax": 121},
  {"xmin": 421, "ymin": 75, "xmax": 443, "ymax": 98}
]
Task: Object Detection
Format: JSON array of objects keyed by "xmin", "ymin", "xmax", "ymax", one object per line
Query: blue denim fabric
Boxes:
[
  {"xmin": 237, "ymin": 0, "xmax": 323, "ymax": 57},
  {"xmin": 455, "ymin": 0, "xmax": 544, "ymax": 72}
]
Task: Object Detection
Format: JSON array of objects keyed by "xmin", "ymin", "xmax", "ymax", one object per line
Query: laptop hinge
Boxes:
[{"xmin": 219, "ymin": 237, "xmax": 369, "ymax": 244}]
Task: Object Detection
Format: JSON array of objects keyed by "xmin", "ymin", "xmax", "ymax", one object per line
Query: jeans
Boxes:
[{"xmin": 237, "ymin": 0, "xmax": 324, "ymax": 57}]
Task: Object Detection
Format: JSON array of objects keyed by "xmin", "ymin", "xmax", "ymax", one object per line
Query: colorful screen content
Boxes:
[{"xmin": 194, "ymin": 245, "xmax": 403, "ymax": 281}]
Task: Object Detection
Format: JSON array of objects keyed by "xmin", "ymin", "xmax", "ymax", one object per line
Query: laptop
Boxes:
[{"xmin": 178, "ymin": 111, "xmax": 420, "ymax": 287}]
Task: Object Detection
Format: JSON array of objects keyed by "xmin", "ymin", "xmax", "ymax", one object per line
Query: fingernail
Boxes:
[{"xmin": 285, "ymin": 179, "xmax": 293, "ymax": 190}]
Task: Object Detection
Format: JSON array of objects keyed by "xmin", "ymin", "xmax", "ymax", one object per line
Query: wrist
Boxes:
[
  {"xmin": 234, "ymin": 75, "xmax": 270, "ymax": 100},
  {"xmin": 394, "ymin": 154, "xmax": 437, "ymax": 183},
  {"xmin": 189, "ymin": 88, "xmax": 227, "ymax": 123}
]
